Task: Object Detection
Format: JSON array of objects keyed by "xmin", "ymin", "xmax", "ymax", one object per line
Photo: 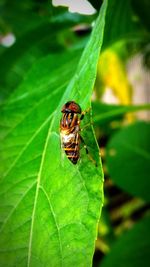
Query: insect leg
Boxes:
[
  {"xmin": 80, "ymin": 135, "xmax": 97, "ymax": 166},
  {"xmin": 80, "ymin": 135, "xmax": 88, "ymax": 154},
  {"xmin": 80, "ymin": 121, "xmax": 93, "ymax": 132}
]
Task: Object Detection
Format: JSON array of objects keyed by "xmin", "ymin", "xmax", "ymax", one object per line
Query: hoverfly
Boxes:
[{"xmin": 60, "ymin": 101, "xmax": 88, "ymax": 164}]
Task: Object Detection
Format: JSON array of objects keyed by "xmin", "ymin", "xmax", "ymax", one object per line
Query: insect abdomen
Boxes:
[
  {"xmin": 64, "ymin": 142, "xmax": 79, "ymax": 164},
  {"xmin": 61, "ymin": 132, "xmax": 80, "ymax": 164}
]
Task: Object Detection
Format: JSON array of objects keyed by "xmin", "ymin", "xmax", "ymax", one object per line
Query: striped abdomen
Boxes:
[{"xmin": 61, "ymin": 131, "xmax": 80, "ymax": 164}]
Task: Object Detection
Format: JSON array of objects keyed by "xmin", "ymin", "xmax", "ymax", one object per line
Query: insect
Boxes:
[{"xmin": 60, "ymin": 101, "xmax": 88, "ymax": 164}]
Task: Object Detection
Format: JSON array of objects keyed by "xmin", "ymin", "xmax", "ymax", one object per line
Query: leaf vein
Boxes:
[{"xmin": 0, "ymin": 180, "xmax": 36, "ymax": 233}]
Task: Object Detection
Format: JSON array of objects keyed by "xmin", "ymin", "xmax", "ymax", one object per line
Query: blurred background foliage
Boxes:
[{"xmin": 0, "ymin": 0, "xmax": 150, "ymax": 266}]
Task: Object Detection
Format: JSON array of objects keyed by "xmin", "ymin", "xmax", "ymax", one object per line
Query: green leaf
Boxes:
[
  {"xmin": 0, "ymin": 19, "xmax": 80, "ymax": 102},
  {"xmin": 0, "ymin": 5, "xmax": 94, "ymax": 102},
  {"xmin": 103, "ymin": 0, "xmax": 147, "ymax": 48},
  {"xmin": 106, "ymin": 121, "xmax": 150, "ymax": 202},
  {"xmin": 0, "ymin": 1, "xmax": 108, "ymax": 266},
  {"xmin": 0, "ymin": 23, "xmax": 57, "ymax": 101},
  {"xmin": 0, "ymin": 0, "xmax": 51, "ymax": 36},
  {"xmin": 131, "ymin": 0, "xmax": 150, "ymax": 31},
  {"xmin": 100, "ymin": 214, "xmax": 150, "ymax": 267},
  {"xmin": 92, "ymin": 102, "xmax": 150, "ymax": 125}
]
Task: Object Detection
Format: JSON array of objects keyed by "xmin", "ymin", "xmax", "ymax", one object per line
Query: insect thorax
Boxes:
[{"xmin": 60, "ymin": 112, "xmax": 79, "ymax": 129}]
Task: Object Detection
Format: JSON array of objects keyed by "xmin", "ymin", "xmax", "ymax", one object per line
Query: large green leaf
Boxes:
[
  {"xmin": 0, "ymin": 1, "xmax": 108, "ymax": 267},
  {"xmin": 100, "ymin": 214, "xmax": 150, "ymax": 267},
  {"xmin": 106, "ymin": 121, "xmax": 150, "ymax": 202}
]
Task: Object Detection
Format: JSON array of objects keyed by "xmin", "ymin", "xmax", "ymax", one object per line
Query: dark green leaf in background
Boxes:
[
  {"xmin": 92, "ymin": 102, "xmax": 150, "ymax": 126},
  {"xmin": 0, "ymin": 22, "xmax": 60, "ymax": 101},
  {"xmin": 131, "ymin": 0, "xmax": 150, "ymax": 31},
  {"xmin": 0, "ymin": 0, "xmax": 51, "ymax": 36},
  {"xmin": 0, "ymin": 1, "xmax": 108, "ymax": 266},
  {"xmin": 0, "ymin": 0, "xmax": 96, "ymax": 102},
  {"xmin": 100, "ymin": 214, "xmax": 150, "ymax": 267},
  {"xmin": 102, "ymin": 0, "xmax": 147, "ymax": 48},
  {"xmin": 0, "ymin": 17, "xmax": 89, "ymax": 102},
  {"xmin": 106, "ymin": 121, "xmax": 150, "ymax": 202}
]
